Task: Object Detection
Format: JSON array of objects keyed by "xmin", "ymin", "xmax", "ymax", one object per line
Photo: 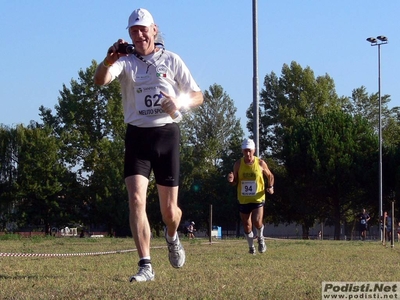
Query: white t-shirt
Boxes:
[{"xmin": 108, "ymin": 48, "xmax": 201, "ymax": 127}]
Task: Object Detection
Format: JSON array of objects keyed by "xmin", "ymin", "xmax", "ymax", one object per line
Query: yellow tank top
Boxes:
[{"xmin": 237, "ymin": 157, "xmax": 265, "ymax": 204}]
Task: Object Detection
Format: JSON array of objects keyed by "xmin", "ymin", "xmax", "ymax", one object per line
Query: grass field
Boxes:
[{"xmin": 1, "ymin": 235, "xmax": 400, "ymax": 299}]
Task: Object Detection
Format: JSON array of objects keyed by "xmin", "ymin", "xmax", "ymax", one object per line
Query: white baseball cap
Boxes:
[
  {"xmin": 241, "ymin": 138, "xmax": 255, "ymax": 150},
  {"xmin": 127, "ymin": 8, "xmax": 154, "ymax": 29}
]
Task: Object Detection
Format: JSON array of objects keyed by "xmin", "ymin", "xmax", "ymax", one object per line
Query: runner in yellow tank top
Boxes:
[
  {"xmin": 237, "ymin": 156, "xmax": 265, "ymax": 204},
  {"xmin": 227, "ymin": 138, "xmax": 274, "ymax": 254}
]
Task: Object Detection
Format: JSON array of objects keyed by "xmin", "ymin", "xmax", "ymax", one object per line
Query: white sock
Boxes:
[
  {"xmin": 257, "ymin": 225, "xmax": 264, "ymax": 238},
  {"xmin": 141, "ymin": 256, "xmax": 151, "ymax": 261},
  {"xmin": 245, "ymin": 231, "xmax": 254, "ymax": 247},
  {"xmin": 166, "ymin": 232, "xmax": 177, "ymax": 243}
]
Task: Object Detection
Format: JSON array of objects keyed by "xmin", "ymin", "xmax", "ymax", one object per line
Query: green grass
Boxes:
[{"xmin": 1, "ymin": 236, "xmax": 400, "ymax": 299}]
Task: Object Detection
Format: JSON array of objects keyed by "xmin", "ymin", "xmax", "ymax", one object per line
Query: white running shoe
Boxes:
[
  {"xmin": 249, "ymin": 246, "xmax": 256, "ymax": 255},
  {"xmin": 258, "ymin": 237, "xmax": 267, "ymax": 253},
  {"xmin": 129, "ymin": 265, "xmax": 155, "ymax": 282},
  {"xmin": 165, "ymin": 229, "xmax": 186, "ymax": 268}
]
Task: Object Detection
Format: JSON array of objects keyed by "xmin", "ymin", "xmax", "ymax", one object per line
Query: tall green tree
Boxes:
[
  {"xmin": 250, "ymin": 61, "xmax": 388, "ymax": 238},
  {"xmin": 0, "ymin": 125, "xmax": 19, "ymax": 230},
  {"xmin": 88, "ymin": 138, "xmax": 128, "ymax": 235},
  {"xmin": 282, "ymin": 111, "xmax": 377, "ymax": 239},
  {"xmin": 248, "ymin": 61, "xmax": 347, "ymax": 159},
  {"xmin": 344, "ymin": 86, "xmax": 399, "ymax": 146},
  {"xmin": 39, "ymin": 60, "xmax": 128, "ymax": 234},
  {"xmin": 39, "ymin": 60, "xmax": 125, "ymax": 175},
  {"xmin": 344, "ymin": 86, "xmax": 400, "ymax": 210},
  {"xmin": 12, "ymin": 124, "xmax": 71, "ymax": 233},
  {"xmin": 344, "ymin": 86, "xmax": 391, "ymax": 131},
  {"xmin": 249, "ymin": 61, "xmax": 346, "ymax": 234}
]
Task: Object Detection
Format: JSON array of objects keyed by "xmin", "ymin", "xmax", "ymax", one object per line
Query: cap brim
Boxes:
[{"xmin": 127, "ymin": 22, "xmax": 153, "ymax": 29}]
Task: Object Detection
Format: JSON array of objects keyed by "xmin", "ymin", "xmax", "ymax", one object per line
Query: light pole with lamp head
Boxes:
[{"xmin": 366, "ymin": 35, "xmax": 388, "ymax": 242}]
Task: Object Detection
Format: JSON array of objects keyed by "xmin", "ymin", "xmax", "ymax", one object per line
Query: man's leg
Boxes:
[
  {"xmin": 252, "ymin": 206, "xmax": 267, "ymax": 253},
  {"xmin": 126, "ymin": 175, "xmax": 154, "ymax": 282},
  {"xmin": 126, "ymin": 175, "xmax": 151, "ymax": 258},
  {"xmin": 240, "ymin": 212, "xmax": 255, "ymax": 254},
  {"xmin": 252, "ymin": 206, "xmax": 264, "ymax": 231},
  {"xmin": 158, "ymin": 185, "xmax": 181, "ymax": 237},
  {"xmin": 158, "ymin": 184, "xmax": 185, "ymax": 268}
]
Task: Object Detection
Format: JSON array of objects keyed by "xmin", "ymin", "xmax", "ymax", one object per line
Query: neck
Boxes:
[
  {"xmin": 244, "ymin": 157, "xmax": 254, "ymax": 164},
  {"xmin": 137, "ymin": 45, "xmax": 158, "ymax": 56}
]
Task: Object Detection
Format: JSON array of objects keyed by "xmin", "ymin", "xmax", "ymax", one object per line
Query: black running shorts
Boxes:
[
  {"xmin": 238, "ymin": 202, "xmax": 265, "ymax": 214},
  {"xmin": 124, "ymin": 123, "xmax": 180, "ymax": 187}
]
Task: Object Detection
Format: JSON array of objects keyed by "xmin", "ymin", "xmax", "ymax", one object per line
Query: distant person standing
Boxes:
[
  {"xmin": 187, "ymin": 222, "xmax": 196, "ymax": 239},
  {"xmin": 359, "ymin": 209, "xmax": 370, "ymax": 241},
  {"xmin": 386, "ymin": 212, "xmax": 393, "ymax": 242},
  {"xmin": 396, "ymin": 221, "xmax": 400, "ymax": 242},
  {"xmin": 381, "ymin": 211, "xmax": 392, "ymax": 242},
  {"xmin": 227, "ymin": 139, "xmax": 274, "ymax": 254}
]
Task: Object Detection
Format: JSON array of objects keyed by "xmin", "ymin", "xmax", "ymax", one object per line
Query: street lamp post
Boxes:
[
  {"xmin": 366, "ymin": 35, "xmax": 388, "ymax": 242},
  {"xmin": 252, "ymin": 0, "xmax": 259, "ymax": 156}
]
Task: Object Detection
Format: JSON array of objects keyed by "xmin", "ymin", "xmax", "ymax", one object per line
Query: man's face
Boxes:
[
  {"xmin": 128, "ymin": 24, "xmax": 157, "ymax": 55},
  {"xmin": 242, "ymin": 148, "xmax": 254, "ymax": 161}
]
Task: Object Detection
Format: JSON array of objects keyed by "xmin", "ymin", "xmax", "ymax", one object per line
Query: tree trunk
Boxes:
[{"xmin": 302, "ymin": 224, "xmax": 310, "ymax": 239}]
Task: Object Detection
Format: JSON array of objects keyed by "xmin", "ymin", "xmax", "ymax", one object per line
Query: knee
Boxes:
[{"xmin": 129, "ymin": 195, "xmax": 146, "ymax": 212}]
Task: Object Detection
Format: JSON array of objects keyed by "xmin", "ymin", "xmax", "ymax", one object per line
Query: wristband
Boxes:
[
  {"xmin": 103, "ymin": 58, "xmax": 113, "ymax": 68},
  {"xmin": 268, "ymin": 186, "xmax": 274, "ymax": 189}
]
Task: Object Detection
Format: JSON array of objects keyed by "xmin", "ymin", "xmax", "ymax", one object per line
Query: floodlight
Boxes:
[{"xmin": 377, "ymin": 35, "xmax": 388, "ymax": 42}]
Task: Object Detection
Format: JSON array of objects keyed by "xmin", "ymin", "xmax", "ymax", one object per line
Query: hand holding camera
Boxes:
[
  {"xmin": 106, "ymin": 40, "xmax": 135, "ymax": 56},
  {"xmin": 116, "ymin": 43, "xmax": 135, "ymax": 54}
]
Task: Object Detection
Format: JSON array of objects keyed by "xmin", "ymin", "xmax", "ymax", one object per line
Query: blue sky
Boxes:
[{"xmin": 1, "ymin": 1, "xmax": 399, "ymax": 137}]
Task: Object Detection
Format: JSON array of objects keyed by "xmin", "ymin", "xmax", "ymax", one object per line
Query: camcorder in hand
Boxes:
[{"xmin": 117, "ymin": 44, "xmax": 135, "ymax": 54}]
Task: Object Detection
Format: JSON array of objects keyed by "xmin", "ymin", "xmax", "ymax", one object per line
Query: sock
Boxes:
[
  {"xmin": 257, "ymin": 225, "xmax": 264, "ymax": 238},
  {"xmin": 166, "ymin": 232, "xmax": 177, "ymax": 243},
  {"xmin": 245, "ymin": 231, "xmax": 254, "ymax": 247}
]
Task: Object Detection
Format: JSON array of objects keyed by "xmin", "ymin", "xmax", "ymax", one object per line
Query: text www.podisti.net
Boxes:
[{"xmin": 322, "ymin": 282, "xmax": 400, "ymax": 299}]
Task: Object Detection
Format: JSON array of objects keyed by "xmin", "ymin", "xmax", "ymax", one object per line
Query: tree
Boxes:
[
  {"xmin": 39, "ymin": 61, "xmax": 125, "ymax": 175},
  {"xmin": 250, "ymin": 61, "xmax": 389, "ymax": 238},
  {"xmin": 344, "ymin": 86, "xmax": 391, "ymax": 132},
  {"xmin": 0, "ymin": 125, "xmax": 19, "ymax": 231},
  {"xmin": 38, "ymin": 60, "xmax": 128, "ymax": 235},
  {"xmin": 88, "ymin": 138, "xmax": 128, "ymax": 236},
  {"xmin": 248, "ymin": 61, "xmax": 347, "ymax": 159},
  {"xmin": 12, "ymin": 124, "xmax": 71, "ymax": 233},
  {"xmin": 343, "ymin": 86, "xmax": 400, "ymax": 213},
  {"xmin": 282, "ymin": 111, "xmax": 377, "ymax": 239},
  {"xmin": 249, "ymin": 61, "xmax": 346, "ymax": 235}
]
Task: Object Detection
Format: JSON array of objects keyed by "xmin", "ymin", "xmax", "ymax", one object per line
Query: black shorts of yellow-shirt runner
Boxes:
[
  {"xmin": 238, "ymin": 202, "xmax": 265, "ymax": 214},
  {"xmin": 124, "ymin": 123, "xmax": 180, "ymax": 187}
]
